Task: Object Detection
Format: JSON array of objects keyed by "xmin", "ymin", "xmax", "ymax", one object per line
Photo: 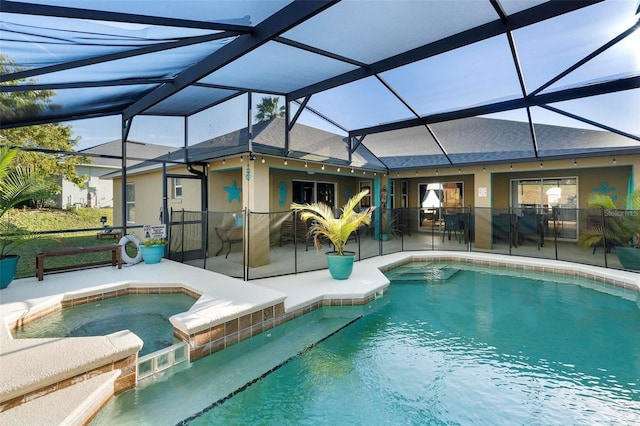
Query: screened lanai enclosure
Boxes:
[{"xmin": 2, "ymin": 0, "xmax": 640, "ymax": 279}]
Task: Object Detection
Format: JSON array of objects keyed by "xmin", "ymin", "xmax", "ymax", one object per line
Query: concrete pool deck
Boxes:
[{"xmin": 1, "ymin": 252, "xmax": 638, "ymax": 424}]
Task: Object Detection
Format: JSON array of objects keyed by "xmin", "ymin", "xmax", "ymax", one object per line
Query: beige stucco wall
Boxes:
[
  {"xmin": 113, "ymin": 166, "xmax": 202, "ymax": 240},
  {"xmin": 209, "ymin": 168, "xmax": 244, "ymax": 213}
]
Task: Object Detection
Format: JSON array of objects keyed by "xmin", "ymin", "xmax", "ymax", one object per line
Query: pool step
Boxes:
[
  {"xmin": 0, "ymin": 371, "xmax": 119, "ymax": 426},
  {"xmin": 386, "ymin": 264, "xmax": 460, "ymax": 282}
]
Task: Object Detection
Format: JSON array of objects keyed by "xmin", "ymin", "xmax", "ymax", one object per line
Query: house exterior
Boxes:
[
  {"xmin": 57, "ymin": 140, "xmax": 179, "ymax": 209},
  {"xmin": 112, "ymin": 118, "xmax": 639, "ymax": 267}
]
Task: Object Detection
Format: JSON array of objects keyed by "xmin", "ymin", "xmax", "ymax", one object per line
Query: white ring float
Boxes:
[{"xmin": 119, "ymin": 234, "xmax": 142, "ymax": 264}]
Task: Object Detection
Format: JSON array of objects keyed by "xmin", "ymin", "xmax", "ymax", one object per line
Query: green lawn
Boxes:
[{"xmin": 5, "ymin": 208, "xmax": 119, "ymax": 279}]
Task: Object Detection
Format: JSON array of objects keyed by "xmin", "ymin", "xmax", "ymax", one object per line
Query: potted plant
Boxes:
[
  {"xmin": 139, "ymin": 238, "xmax": 167, "ymax": 264},
  {"xmin": 577, "ymin": 190, "xmax": 640, "ymax": 270},
  {"xmin": 291, "ymin": 189, "xmax": 375, "ymax": 280},
  {"xmin": 0, "ymin": 147, "xmax": 44, "ymax": 288}
]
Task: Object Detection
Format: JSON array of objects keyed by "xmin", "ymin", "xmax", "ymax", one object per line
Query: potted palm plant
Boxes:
[
  {"xmin": 139, "ymin": 238, "xmax": 168, "ymax": 264},
  {"xmin": 291, "ymin": 189, "xmax": 375, "ymax": 280},
  {"xmin": 0, "ymin": 146, "xmax": 44, "ymax": 288},
  {"xmin": 577, "ymin": 190, "xmax": 640, "ymax": 270}
]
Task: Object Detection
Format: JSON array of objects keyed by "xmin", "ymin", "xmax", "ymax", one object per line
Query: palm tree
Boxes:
[{"xmin": 255, "ymin": 96, "xmax": 285, "ymax": 122}]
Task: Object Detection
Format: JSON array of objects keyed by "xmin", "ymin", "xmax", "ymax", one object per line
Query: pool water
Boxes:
[
  {"xmin": 95, "ymin": 264, "xmax": 640, "ymax": 425},
  {"xmin": 13, "ymin": 293, "xmax": 196, "ymax": 356}
]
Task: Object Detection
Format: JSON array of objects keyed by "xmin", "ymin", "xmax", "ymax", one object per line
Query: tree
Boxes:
[
  {"xmin": 0, "ymin": 54, "xmax": 87, "ymax": 204},
  {"xmin": 255, "ymin": 96, "xmax": 285, "ymax": 122}
]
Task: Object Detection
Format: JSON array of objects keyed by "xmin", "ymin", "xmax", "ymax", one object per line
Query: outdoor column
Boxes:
[
  {"xmin": 243, "ymin": 158, "xmax": 270, "ymax": 267},
  {"xmin": 474, "ymin": 171, "xmax": 492, "ymax": 249}
]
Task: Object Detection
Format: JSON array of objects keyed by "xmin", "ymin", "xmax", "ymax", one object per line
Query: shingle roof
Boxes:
[{"xmin": 79, "ymin": 140, "xmax": 180, "ymax": 168}]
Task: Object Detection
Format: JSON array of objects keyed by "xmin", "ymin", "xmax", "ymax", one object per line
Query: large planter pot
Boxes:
[
  {"xmin": 616, "ymin": 247, "xmax": 640, "ymax": 270},
  {"xmin": 0, "ymin": 255, "xmax": 20, "ymax": 289},
  {"xmin": 140, "ymin": 245, "xmax": 165, "ymax": 264},
  {"xmin": 326, "ymin": 251, "xmax": 356, "ymax": 280}
]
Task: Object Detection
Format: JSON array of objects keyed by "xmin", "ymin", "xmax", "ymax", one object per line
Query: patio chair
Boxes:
[
  {"xmin": 442, "ymin": 214, "xmax": 464, "ymax": 243},
  {"xmin": 493, "ymin": 213, "xmax": 517, "ymax": 247},
  {"xmin": 517, "ymin": 214, "xmax": 544, "ymax": 249}
]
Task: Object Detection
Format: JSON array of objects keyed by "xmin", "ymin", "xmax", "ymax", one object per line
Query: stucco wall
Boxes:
[{"xmin": 113, "ymin": 166, "xmax": 202, "ymax": 239}]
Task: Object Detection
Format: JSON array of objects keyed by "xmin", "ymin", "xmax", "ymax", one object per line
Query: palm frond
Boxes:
[{"xmin": 291, "ymin": 189, "xmax": 375, "ymax": 255}]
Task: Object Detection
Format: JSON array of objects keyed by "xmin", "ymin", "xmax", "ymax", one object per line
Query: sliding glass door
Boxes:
[{"xmin": 510, "ymin": 177, "xmax": 578, "ymax": 239}]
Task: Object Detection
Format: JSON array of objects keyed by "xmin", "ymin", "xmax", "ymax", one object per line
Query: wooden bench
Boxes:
[{"xmin": 36, "ymin": 244, "xmax": 122, "ymax": 281}]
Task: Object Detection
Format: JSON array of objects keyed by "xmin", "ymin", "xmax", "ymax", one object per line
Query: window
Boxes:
[
  {"xmin": 292, "ymin": 180, "xmax": 335, "ymax": 208},
  {"xmin": 126, "ymin": 183, "xmax": 135, "ymax": 224},
  {"xmin": 510, "ymin": 177, "xmax": 578, "ymax": 239},
  {"xmin": 174, "ymin": 178, "xmax": 183, "ymax": 199},
  {"xmin": 359, "ymin": 181, "xmax": 371, "ymax": 208},
  {"xmin": 418, "ymin": 182, "xmax": 464, "ymax": 230},
  {"xmin": 401, "ymin": 180, "xmax": 409, "ymax": 208}
]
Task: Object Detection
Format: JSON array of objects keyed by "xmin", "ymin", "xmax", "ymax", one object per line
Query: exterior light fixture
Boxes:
[
  {"xmin": 249, "ymin": 153, "xmax": 256, "ymax": 161},
  {"xmin": 261, "ymin": 156, "xmax": 265, "ymax": 163},
  {"xmin": 435, "ymin": 169, "xmax": 438, "ymax": 175},
  {"xmin": 613, "ymin": 157, "xmax": 617, "ymax": 164},
  {"xmin": 304, "ymin": 160, "xmax": 308, "ymax": 168},
  {"xmin": 240, "ymin": 155, "xmax": 243, "ymax": 162},
  {"xmin": 540, "ymin": 162, "xmax": 543, "ymax": 168},
  {"xmin": 573, "ymin": 159, "xmax": 577, "ymax": 166},
  {"xmin": 222, "ymin": 158, "xmax": 226, "ymax": 165},
  {"xmin": 284, "ymin": 159, "xmax": 288, "ymax": 165},
  {"xmin": 458, "ymin": 168, "xmax": 461, "ymax": 174},
  {"xmin": 509, "ymin": 163, "xmax": 513, "ymax": 170},
  {"xmin": 351, "ymin": 168, "xmax": 354, "ymax": 173},
  {"xmin": 337, "ymin": 167, "xmax": 341, "ymax": 172},
  {"xmin": 321, "ymin": 164, "xmax": 325, "ymax": 170},
  {"xmin": 482, "ymin": 165, "xmax": 486, "ymax": 172}
]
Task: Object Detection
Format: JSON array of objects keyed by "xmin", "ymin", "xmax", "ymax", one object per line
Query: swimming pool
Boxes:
[
  {"xmin": 93, "ymin": 263, "xmax": 640, "ymax": 424},
  {"xmin": 13, "ymin": 293, "xmax": 196, "ymax": 357}
]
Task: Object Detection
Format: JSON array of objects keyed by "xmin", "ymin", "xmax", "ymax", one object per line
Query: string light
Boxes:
[
  {"xmin": 321, "ymin": 164, "xmax": 325, "ymax": 170},
  {"xmin": 261, "ymin": 156, "xmax": 265, "ymax": 163},
  {"xmin": 337, "ymin": 167, "xmax": 341, "ymax": 172},
  {"xmin": 509, "ymin": 163, "xmax": 513, "ymax": 171},
  {"xmin": 573, "ymin": 159, "xmax": 577, "ymax": 167},
  {"xmin": 613, "ymin": 156, "xmax": 617, "ymax": 164},
  {"xmin": 240, "ymin": 155, "xmax": 243, "ymax": 162},
  {"xmin": 539, "ymin": 162, "xmax": 543, "ymax": 169},
  {"xmin": 458, "ymin": 167, "xmax": 461, "ymax": 174},
  {"xmin": 482, "ymin": 165, "xmax": 486, "ymax": 172},
  {"xmin": 284, "ymin": 159, "xmax": 288, "ymax": 165},
  {"xmin": 304, "ymin": 160, "xmax": 308, "ymax": 168},
  {"xmin": 222, "ymin": 158, "xmax": 226, "ymax": 165},
  {"xmin": 351, "ymin": 168, "xmax": 354, "ymax": 173}
]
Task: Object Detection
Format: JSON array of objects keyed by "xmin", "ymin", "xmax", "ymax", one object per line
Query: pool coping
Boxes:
[{"xmin": 0, "ymin": 252, "xmax": 638, "ymax": 423}]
